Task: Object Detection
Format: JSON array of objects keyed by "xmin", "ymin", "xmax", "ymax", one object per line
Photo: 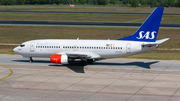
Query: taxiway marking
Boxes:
[{"xmin": 0, "ymin": 65, "xmax": 13, "ymax": 81}]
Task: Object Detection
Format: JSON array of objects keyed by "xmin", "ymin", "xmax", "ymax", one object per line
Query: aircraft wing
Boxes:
[{"xmin": 57, "ymin": 51, "xmax": 101, "ymax": 59}]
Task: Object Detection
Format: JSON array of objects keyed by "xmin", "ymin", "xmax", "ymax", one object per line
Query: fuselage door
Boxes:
[
  {"xmin": 126, "ymin": 43, "xmax": 131, "ymax": 54},
  {"xmin": 30, "ymin": 42, "xmax": 35, "ymax": 52}
]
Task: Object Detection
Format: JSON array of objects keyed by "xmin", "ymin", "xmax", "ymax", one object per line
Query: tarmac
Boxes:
[{"xmin": 0, "ymin": 54, "xmax": 180, "ymax": 101}]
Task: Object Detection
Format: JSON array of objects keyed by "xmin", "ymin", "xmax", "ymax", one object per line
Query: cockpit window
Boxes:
[{"xmin": 20, "ymin": 44, "xmax": 25, "ymax": 47}]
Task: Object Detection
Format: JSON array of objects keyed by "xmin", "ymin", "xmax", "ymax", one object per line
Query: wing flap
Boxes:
[{"xmin": 57, "ymin": 52, "xmax": 101, "ymax": 59}]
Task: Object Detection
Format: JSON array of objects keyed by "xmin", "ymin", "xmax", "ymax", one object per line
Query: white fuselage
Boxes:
[{"xmin": 13, "ymin": 39, "xmax": 157, "ymax": 59}]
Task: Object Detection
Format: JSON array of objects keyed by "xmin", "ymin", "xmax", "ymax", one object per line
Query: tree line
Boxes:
[{"xmin": 0, "ymin": 0, "xmax": 180, "ymax": 7}]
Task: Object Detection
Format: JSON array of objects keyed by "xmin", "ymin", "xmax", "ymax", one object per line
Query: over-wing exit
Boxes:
[{"xmin": 13, "ymin": 7, "xmax": 169, "ymax": 66}]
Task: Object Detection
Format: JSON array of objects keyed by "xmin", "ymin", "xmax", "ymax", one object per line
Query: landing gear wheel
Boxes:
[
  {"xmin": 80, "ymin": 61, "xmax": 87, "ymax": 66},
  {"xmin": 87, "ymin": 59, "xmax": 94, "ymax": 64},
  {"xmin": 29, "ymin": 57, "xmax": 33, "ymax": 63}
]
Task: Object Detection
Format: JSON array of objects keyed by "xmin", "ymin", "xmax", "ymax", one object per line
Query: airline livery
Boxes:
[{"xmin": 13, "ymin": 7, "xmax": 169, "ymax": 66}]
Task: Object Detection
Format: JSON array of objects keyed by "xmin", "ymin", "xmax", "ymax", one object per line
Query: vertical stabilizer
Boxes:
[{"xmin": 117, "ymin": 7, "xmax": 164, "ymax": 42}]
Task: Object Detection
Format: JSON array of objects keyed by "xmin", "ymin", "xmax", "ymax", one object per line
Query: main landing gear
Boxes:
[
  {"xmin": 80, "ymin": 59, "xmax": 94, "ymax": 66},
  {"xmin": 29, "ymin": 57, "xmax": 33, "ymax": 63},
  {"xmin": 87, "ymin": 59, "xmax": 93, "ymax": 64},
  {"xmin": 80, "ymin": 60, "xmax": 86, "ymax": 66}
]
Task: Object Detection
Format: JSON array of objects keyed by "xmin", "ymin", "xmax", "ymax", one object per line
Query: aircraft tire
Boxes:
[
  {"xmin": 80, "ymin": 61, "xmax": 86, "ymax": 66},
  {"xmin": 87, "ymin": 59, "xmax": 94, "ymax": 64},
  {"xmin": 29, "ymin": 57, "xmax": 33, "ymax": 63}
]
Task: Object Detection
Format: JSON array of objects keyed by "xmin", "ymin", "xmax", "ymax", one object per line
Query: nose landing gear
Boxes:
[{"xmin": 29, "ymin": 57, "xmax": 33, "ymax": 63}]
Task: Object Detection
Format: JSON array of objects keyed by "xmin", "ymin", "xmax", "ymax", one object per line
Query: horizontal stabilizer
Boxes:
[
  {"xmin": 155, "ymin": 38, "xmax": 170, "ymax": 44},
  {"xmin": 142, "ymin": 38, "xmax": 170, "ymax": 46}
]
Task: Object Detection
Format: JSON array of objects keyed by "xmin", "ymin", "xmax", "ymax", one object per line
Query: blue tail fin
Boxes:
[{"xmin": 117, "ymin": 7, "xmax": 164, "ymax": 42}]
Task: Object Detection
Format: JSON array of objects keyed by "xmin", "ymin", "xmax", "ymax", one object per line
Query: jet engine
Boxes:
[{"xmin": 51, "ymin": 54, "xmax": 68, "ymax": 64}]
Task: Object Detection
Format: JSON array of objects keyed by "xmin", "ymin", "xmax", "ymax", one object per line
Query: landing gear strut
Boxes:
[{"xmin": 29, "ymin": 57, "xmax": 33, "ymax": 63}]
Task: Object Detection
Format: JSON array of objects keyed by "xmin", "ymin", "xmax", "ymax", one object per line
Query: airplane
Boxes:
[{"xmin": 13, "ymin": 7, "xmax": 169, "ymax": 66}]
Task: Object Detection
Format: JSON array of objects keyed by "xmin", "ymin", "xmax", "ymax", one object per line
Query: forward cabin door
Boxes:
[
  {"xmin": 30, "ymin": 42, "xmax": 35, "ymax": 52},
  {"xmin": 126, "ymin": 43, "xmax": 131, "ymax": 54}
]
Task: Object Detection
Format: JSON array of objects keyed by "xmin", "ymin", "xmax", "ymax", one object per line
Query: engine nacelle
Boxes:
[{"xmin": 51, "ymin": 54, "xmax": 68, "ymax": 64}]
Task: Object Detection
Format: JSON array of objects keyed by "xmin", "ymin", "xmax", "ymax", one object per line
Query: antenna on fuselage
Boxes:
[{"xmin": 77, "ymin": 37, "xmax": 79, "ymax": 40}]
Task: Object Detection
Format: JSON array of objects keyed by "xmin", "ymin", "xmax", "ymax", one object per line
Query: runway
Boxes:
[
  {"xmin": 0, "ymin": 21, "xmax": 180, "ymax": 28},
  {"xmin": 0, "ymin": 11, "xmax": 180, "ymax": 16},
  {"xmin": 0, "ymin": 54, "xmax": 180, "ymax": 101}
]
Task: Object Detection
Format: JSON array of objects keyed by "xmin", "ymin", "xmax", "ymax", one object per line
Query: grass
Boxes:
[
  {"xmin": 0, "ymin": 6, "xmax": 179, "ymax": 24},
  {"xmin": 0, "ymin": 5, "xmax": 180, "ymax": 14},
  {"xmin": 0, "ymin": 13, "xmax": 179, "ymax": 24},
  {"xmin": 0, "ymin": 25, "xmax": 180, "ymax": 60},
  {"xmin": 0, "ymin": 45, "xmax": 16, "ymax": 54},
  {"xmin": 0, "ymin": 26, "xmax": 179, "ymax": 49},
  {"xmin": 0, "ymin": 49, "xmax": 15, "ymax": 54}
]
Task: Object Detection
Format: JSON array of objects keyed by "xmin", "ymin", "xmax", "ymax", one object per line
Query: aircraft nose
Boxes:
[{"xmin": 13, "ymin": 47, "xmax": 19, "ymax": 53}]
